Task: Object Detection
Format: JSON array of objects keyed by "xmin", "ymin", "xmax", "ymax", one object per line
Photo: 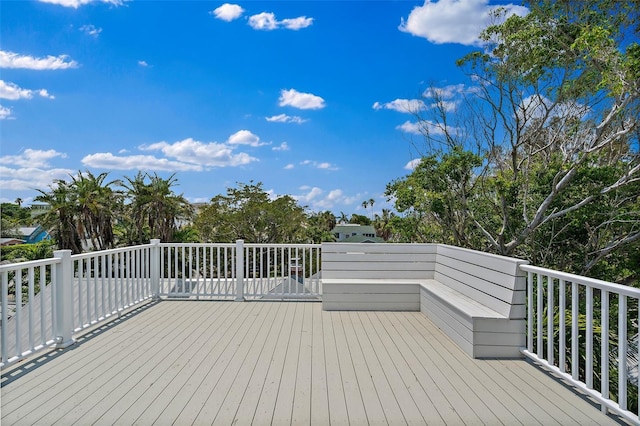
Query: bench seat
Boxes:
[
  {"xmin": 322, "ymin": 278, "xmax": 422, "ymax": 311},
  {"xmin": 420, "ymin": 279, "xmax": 525, "ymax": 358}
]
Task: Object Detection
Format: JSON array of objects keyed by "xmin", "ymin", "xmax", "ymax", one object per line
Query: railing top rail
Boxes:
[
  {"xmin": 244, "ymin": 243, "xmax": 321, "ymax": 248},
  {"xmin": 520, "ymin": 263, "xmax": 640, "ymax": 298},
  {"xmin": 71, "ymin": 243, "xmax": 154, "ymax": 260},
  {"xmin": 0, "ymin": 257, "xmax": 61, "ymax": 272},
  {"xmin": 158, "ymin": 242, "xmax": 235, "ymax": 248}
]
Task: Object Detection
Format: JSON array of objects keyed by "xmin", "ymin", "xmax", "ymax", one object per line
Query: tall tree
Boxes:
[
  {"xmin": 388, "ymin": 0, "xmax": 640, "ymax": 278},
  {"xmin": 70, "ymin": 170, "xmax": 121, "ymax": 250},
  {"xmin": 122, "ymin": 172, "xmax": 193, "ymax": 243},
  {"xmin": 194, "ymin": 181, "xmax": 307, "ymax": 243},
  {"xmin": 34, "ymin": 180, "xmax": 82, "ymax": 253}
]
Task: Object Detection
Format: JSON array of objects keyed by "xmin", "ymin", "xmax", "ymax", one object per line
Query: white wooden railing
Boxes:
[
  {"xmin": 521, "ymin": 264, "xmax": 640, "ymax": 424},
  {"xmin": 157, "ymin": 241, "xmax": 321, "ymax": 300},
  {"xmin": 0, "ymin": 240, "xmax": 321, "ymax": 367}
]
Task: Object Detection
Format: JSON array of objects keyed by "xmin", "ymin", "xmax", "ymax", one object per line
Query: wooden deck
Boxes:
[{"xmin": 1, "ymin": 300, "xmax": 623, "ymax": 425}]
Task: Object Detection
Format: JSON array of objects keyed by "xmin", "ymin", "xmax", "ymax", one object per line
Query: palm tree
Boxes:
[
  {"xmin": 374, "ymin": 208, "xmax": 395, "ymax": 241},
  {"xmin": 122, "ymin": 172, "xmax": 193, "ymax": 243},
  {"xmin": 14, "ymin": 198, "xmax": 22, "ymax": 207},
  {"xmin": 338, "ymin": 211, "xmax": 348, "ymax": 224},
  {"xmin": 70, "ymin": 170, "xmax": 121, "ymax": 250},
  {"xmin": 368, "ymin": 198, "xmax": 375, "ymax": 220},
  {"xmin": 34, "ymin": 180, "xmax": 82, "ymax": 253}
]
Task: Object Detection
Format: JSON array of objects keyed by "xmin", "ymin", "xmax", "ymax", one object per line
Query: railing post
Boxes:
[
  {"xmin": 53, "ymin": 250, "xmax": 75, "ymax": 349},
  {"xmin": 150, "ymin": 239, "xmax": 160, "ymax": 300},
  {"xmin": 235, "ymin": 239, "xmax": 245, "ymax": 301}
]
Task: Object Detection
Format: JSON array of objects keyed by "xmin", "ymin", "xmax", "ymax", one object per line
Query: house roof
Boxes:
[{"xmin": 0, "ymin": 237, "xmax": 25, "ymax": 246}]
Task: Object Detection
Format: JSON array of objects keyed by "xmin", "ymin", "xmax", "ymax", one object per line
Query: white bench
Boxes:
[{"xmin": 321, "ymin": 243, "xmax": 528, "ymax": 359}]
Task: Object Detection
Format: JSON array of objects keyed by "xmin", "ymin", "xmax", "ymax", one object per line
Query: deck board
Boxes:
[{"xmin": 1, "ymin": 300, "xmax": 623, "ymax": 425}]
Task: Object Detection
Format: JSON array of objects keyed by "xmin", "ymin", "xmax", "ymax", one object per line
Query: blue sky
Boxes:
[{"xmin": 0, "ymin": 0, "xmax": 527, "ymax": 215}]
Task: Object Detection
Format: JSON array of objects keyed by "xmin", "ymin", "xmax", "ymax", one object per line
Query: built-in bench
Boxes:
[{"xmin": 321, "ymin": 243, "xmax": 528, "ymax": 358}]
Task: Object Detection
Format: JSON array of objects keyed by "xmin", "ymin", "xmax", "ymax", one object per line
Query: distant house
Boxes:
[
  {"xmin": 29, "ymin": 203, "xmax": 51, "ymax": 218},
  {"xmin": 331, "ymin": 223, "xmax": 384, "ymax": 243},
  {"xmin": 0, "ymin": 238, "xmax": 25, "ymax": 247},
  {"xmin": 17, "ymin": 226, "xmax": 51, "ymax": 244}
]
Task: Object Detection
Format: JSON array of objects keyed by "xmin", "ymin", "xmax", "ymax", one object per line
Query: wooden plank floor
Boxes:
[{"xmin": 1, "ymin": 300, "xmax": 624, "ymax": 425}]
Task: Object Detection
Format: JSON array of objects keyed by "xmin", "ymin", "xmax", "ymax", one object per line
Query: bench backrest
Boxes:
[
  {"xmin": 434, "ymin": 244, "xmax": 528, "ymax": 318},
  {"xmin": 322, "ymin": 243, "xmax": 437, "ymax": 280},
  {"xmin": 321, "ymin": 242, "xmax": 528, "ymax": 319}
]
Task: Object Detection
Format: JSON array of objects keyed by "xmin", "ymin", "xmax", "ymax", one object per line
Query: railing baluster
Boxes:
[
  {"xmin": 28, "ymin": 267, "xmax": 34, "ymax": 351},
  {"xmin": 40, "ymin": 265, "xmax": 46, "ymax": 347},
  {"xmin": 15, "ymin": 269, "xmax": 22, "ymax": 357},
  {"xmin": 547, "ymin": 276, "xmax": 554, "ymax": 365},
  {"xmin": 537, "ymin": 273, "xmax": 543, "ymax": 358},
  {"xmin": 2, "ymin": 271, "xmax": 9, "ymax": 363},
  {"xmin": 78, "ymin": 259, "xmax": 83, "ymax": 329},
  {"xmin": 601, "ymin": 289, "xmax": 609, "ymax": 412},
  {"xmin": 86, "ymin": 257, "xmax": 91, "ymax": 325},
  {"xmin": 619, "ymin": 294, "xmax": 628, "ymax": 411},
  {"xmin": 586, "ymin": 286, "xmax": 593, "ymax": 388},
  {"xmin": 51, "ymin": 263, "xmax": 58, "ymax": 340},
  {"xmin": 559, "ymin": 279, "xmax": 566, "ymax": 374},
  {"xmin": 120, "ymin": 252, "xmax": 124, "ymax": 308},
  {"xmin": 101, "ymin": 255, "xmax": 106, "ymax": 319},
  {"xmin": 572, "ymin": 281, "xmax": 579, "ymax": 381},
  {"xmin": 195, "ymin": 246, "xmax": 200, "ymax": 299}
]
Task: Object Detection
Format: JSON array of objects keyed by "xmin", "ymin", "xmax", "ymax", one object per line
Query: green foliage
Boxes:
[
  {"xmin": 387, "ymin": 0, "xmax": 640, "ymax": 281},
  {"xmin": 194, "ymin": 182, "xmax": 308, "ymax": 243},
  {"xmin": 306, "ymin": 211, "xmax": 337, "ymax": 243},
  {"xmin": 386, "ymin": 147, "xmax": 483, "ymax": 247},
  {"xmin": 0, "ymin": 240, "xmax": 55, "ymax": 262},
  {"xmin": 348, "ymin": 214, "xmax": 371, "ymax": 226},
  {"xmin": 121, "ymin": 172, "xmax": 193, "ymax": 244}
]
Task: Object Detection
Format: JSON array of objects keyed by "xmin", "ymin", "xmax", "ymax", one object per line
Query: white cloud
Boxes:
[
  {"xmin": 284, "ymin": 163, "xmax": 295, "ymax": 169},
  {"xmin": 138, "ymin": 60, "xmax": 149, "ymax": 67},
  {"xmin": 396, "ymin": 120, "xmax": 447, "ymax": 135},
  {"xmin": 211, "ymin": 3, "xmax": 244, "ymax": 21},
  {"xmin": 248, "ymin": 12, "xmax": 313, "ymax": 31},
  {"xmin": 0, "ymin": 105, "xmax": 12, "ymax": 120},
  {"xmin": 227, "ymin": 130, "xmax": 268, "ymax": 147},
  {"xmin": 80, "ymin": 24, "xmax": 102, "ymax": 37},
  {"xmin": 0, "ymin": 50, "xmax": 78, "ymax": 70},
  {"xmin": 37, "ymin": 0, "xmax": 123, "ymax": 8},
  {"xmin": 0, "ymin": 166, "xmax": 75, "ymax": 191},
  {"xmin": 300, "ymin": 160, "xmax": 338, "ymax": 171},
  {"xmin": 372, "ymin": 98, "xmax": 425, "ymax": 113},
  {"xmin": 430, "ymin": 100, "xmax": 458, "ymax": 112},
  {"xmin": 0, "ymin": 148, "xmax": 67, "ymax": 168},
  {"xmin": 0, "ymin": 149, "xmax": 72, "ymax": 190},
  {"xmin": 142, "ymin": 137, "xmax": 259, "ymax": 166},
  {"xmin": 279, "ymin": 89, "xmax": 325, "ymax": 110},
  {"xmin": 249, "ymin": 12, "xmax": 279, "ymax": 30},
  {"xmin": 424, "ymin": 83, "xmax": 467, "ymax": 99},
  {"xmin": 399, "ymin": 0, "xmax": 528, "ymax": 46},
  {"xmin": 83, "ymin": 134, "xmax": 262, "ymax": 172},
  {"xmin": 280, "ymin": 16, "xmax": 313, "ymax": 30},
  {"xmin": 82, "ymin": 152, "xmax": 204, "ymax": 172},
  {"xmin": 266, "ymin": 113, "xmax": 307, "ymax": 124},
  {"xmin": 273, "ymin": 142, "xmax": 290, "ymax": 151},
  {"xmin": 293, "ymin": 187, "xmax": 361, "ymax": 210},
  {"xmin": 405, "ymin": 159, "xmax": 422, "ymax": 170},
  {"xmin": 298, "ymin": 186, "xmax": 323, "ymax": 202},
  {"xmin": 0, "ymin": 80, "xmax": 55, "ymax": 100}
]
